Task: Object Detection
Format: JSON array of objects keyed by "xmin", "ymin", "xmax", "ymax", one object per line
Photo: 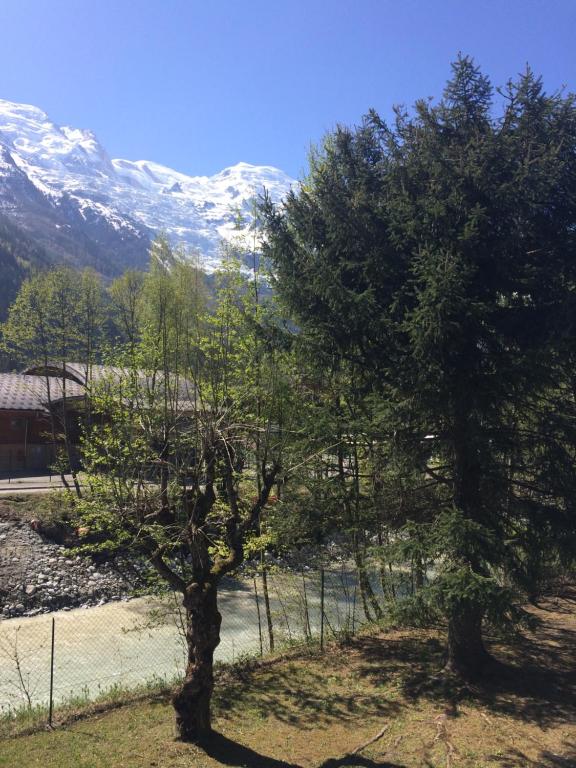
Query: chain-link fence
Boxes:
[{"xmin": 0, "ymin": 566, "xmax": 370, "ymax": 727}]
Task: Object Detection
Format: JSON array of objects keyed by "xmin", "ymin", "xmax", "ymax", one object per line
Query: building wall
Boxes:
[{"xmin": 0, "ymin": 410, "xmax": 55, "ymax": 472}]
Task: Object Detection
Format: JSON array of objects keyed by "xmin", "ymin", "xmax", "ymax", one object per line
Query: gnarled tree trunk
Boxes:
[{"xmin": 172, "ymin": 581, "xmax": 221, "ymax": 742}]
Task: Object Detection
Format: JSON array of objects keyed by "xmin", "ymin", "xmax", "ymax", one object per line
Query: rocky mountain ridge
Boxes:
[{"xmin": 0, "ymin": 98, "xmax": 294, "ymax": 276}]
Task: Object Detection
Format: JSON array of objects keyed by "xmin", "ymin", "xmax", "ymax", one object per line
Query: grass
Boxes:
[
  {"xmin": 0, "ymin": 490, "xmax": 75, "ymax": 523},
  {"xmin": 0, "ymin": 674, "xmax": 177, "ymax": 740},
  {"xmin": 0, "ymin": 588, "xmax": 574, "ymax": 767}
]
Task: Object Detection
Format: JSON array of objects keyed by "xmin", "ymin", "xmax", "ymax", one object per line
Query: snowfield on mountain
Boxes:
[{"xmin": 0, "ymin": 98, "xmax": 294, "ymax": 271}]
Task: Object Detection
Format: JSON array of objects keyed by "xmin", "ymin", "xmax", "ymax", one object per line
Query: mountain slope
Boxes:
[
  {"xmin": 0, "ymin": 98, "xmax": 294, "ymax": 274},
  {"xmin": 0, "ymin": 139, "xmax": 151, "ymax": 276},
  {"xmin": 0, "ymin": 212, "xmax": 52, "ymax": 321}
]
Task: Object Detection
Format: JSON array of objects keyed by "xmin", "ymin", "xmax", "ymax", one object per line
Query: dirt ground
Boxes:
[{"xmin": 1, "ymin": 587, "xmax": 575, "ymax": 768}]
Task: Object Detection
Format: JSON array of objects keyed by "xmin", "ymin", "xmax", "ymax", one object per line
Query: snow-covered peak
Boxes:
[
  {"xmin": 0, "ymin": 99, "xmax": 115, "ymax": 179},
  {"xmin": 0, "ymin": 97, "xmax": 295, "ymax": 269},
  {"xmin": 0, "ymin": 98, "xmax": 51, "ymax": 124},
  {"xmin": 112, "ymin": 157, "xmax": 290, "ymax": 196}
]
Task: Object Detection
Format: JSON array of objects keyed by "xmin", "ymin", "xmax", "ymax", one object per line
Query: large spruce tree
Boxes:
[{"xmin": 261, "ymin": 56, "xmax": 576, "ymax": 678}]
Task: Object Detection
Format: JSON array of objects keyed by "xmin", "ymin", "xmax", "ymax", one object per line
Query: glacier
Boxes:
[{"xmin": 0, "ymin": 98, "xmax": 294, "ymax": 271}]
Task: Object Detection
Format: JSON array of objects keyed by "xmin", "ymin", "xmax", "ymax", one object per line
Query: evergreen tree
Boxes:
[{"xmin": 261, "ymin": 56, "xmax": 576, "ymax": 678}]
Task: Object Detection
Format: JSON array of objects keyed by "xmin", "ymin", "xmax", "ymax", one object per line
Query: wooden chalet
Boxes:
[
  {"xmin": 0, "ymin": 373, "xmax": 84, "ymax": 473},
  {"xmin": 0, "ymin": 362, "xmax": 199, "ymax": 474}
]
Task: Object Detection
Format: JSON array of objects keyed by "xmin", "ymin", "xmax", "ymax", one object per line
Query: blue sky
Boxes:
[{"xmin": 1, "ymin": 0, "xmax": 575, "ymax": 179}]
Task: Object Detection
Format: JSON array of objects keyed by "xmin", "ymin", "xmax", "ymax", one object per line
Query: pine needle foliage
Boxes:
[{"xmin": 261, "ymin": 56, "xmax": 576, "ymax": 677}]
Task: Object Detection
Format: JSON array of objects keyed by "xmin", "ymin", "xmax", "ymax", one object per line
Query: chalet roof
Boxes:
[
  {"xmin": 22, "ymin": 363, "xmax": 127, "ymax": 387},
  {"xmin": 0, "ymin": 373, "xmax": 85, "ymax": 412},
  {"xmin": 21, "ymin": 363, "xmax": 199, "ymax": 413}
]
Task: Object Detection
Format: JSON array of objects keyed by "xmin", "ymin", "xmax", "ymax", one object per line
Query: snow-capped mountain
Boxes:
[{"xmin": 0, "ymin": 98, "xmax": 294, "ymax": 274}]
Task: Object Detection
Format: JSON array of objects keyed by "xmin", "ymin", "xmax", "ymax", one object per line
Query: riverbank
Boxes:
[
  {"xmin": 0, "ymin": 584, "xmax": 262, "ymax": 713},
  {"xmin": 0, "ymin": 495, "xmax": 140, "ymax": 618},
  {"xmin": 1, "ymin": 587, "xmax": 574, "ymax": 768},
  {"xmin": 0, "ymin": 565, "xmax": 362, "ymax": 715}
]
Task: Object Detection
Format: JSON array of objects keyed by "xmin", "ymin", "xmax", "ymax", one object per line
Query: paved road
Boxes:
[
  {"xmin": 0, "ymin": 571, "xmax": 362, "ymax": 712},
  {"xmin": 0, "ymin": 474, "xmax": 79, "ymax": 495}
]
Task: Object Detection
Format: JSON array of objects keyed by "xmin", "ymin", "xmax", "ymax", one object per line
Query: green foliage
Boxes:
[
  {"xmin": 74, "ymin": 236, "xmax": 295, "ymax": 601},
  {"xmin": 1, "ymin": 265, "xmax": 107, "ymax": 367},
  {"xmin": 261, "ymin": 56, "xmax": 576, "ymax": 651},
  {"xmin": 0, "ymin": 213, "xmax": 52, "ymax": 326}
]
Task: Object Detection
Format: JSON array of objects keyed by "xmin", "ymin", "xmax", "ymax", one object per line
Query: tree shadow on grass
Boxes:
[
  {"xmin": 351, "ymin": 590, "xmax": 576, "ymax": 732},
  {"xmin": 318, "ymin": 756, "xmax": 406, "ymax": 767},
  {"xmin": 199, "ymin": 731, "xmax": 303, "ymax": 767},
  {"xmin": 215, "ymin": 657, "xmax": 402, "ymax": 730},
  {"xmin": 209, "ymin": 589, "xmax": 574, "ymax": 768},
  {"xmin": 491, "ymin": 739, "xmax": 576, "ymax": 767},
  {"xmin": 404, "ymin": 625, "xmax": 575, "ymax": 730}
]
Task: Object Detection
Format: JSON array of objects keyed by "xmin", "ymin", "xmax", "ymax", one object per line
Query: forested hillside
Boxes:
[{"xmin": 0, "ymin": 213, "xmax": 51, "ymax": 321}]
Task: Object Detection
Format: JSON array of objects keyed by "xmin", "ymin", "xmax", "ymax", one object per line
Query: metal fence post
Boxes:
[
  {"xmin": 262, "ymin": 565, "xmax": 274, "ymax": 653},
  {"xmin": 301, "ymin": 569, "xmax": 311, "ymax": 640},
  {"xmin": 253, "ymin": 576, "xmax": 264, "ymax": 658},
  {"xmin": 48, "ymin": 617, "xmax": 55, "ymax": 728},
  {"xmin": 320, "ymin": 568, "xmax": 325, "ymax": 651}
]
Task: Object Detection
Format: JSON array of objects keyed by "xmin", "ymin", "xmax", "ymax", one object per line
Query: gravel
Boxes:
[{"xmin": 0, "ymin": 518, "xmax": 142, "ymax": 619}]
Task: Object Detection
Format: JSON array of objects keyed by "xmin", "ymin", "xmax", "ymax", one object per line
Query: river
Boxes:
[{"xmin": 0, "ymin": 569, "xmax": 364, "ymax": 712}]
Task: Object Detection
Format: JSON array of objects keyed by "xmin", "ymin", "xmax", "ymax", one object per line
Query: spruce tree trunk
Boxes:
[
  {"xmin": 354, "ymin": 543, "xmax": 382, "ymax": 622},
  {"xmin": 412, "ymin": 554, "xmax": 425, "ymax": 592},
  {"xmin": 172, "ymin": 582, "xmax": 221, "ymax": 742},
  {"xmin": 445, "ymin": 601, "xmax": 490, "ymax": 679},
  {"xmin": 446, "ymin": 409, "xmax": 492, "ymax": 679}
]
